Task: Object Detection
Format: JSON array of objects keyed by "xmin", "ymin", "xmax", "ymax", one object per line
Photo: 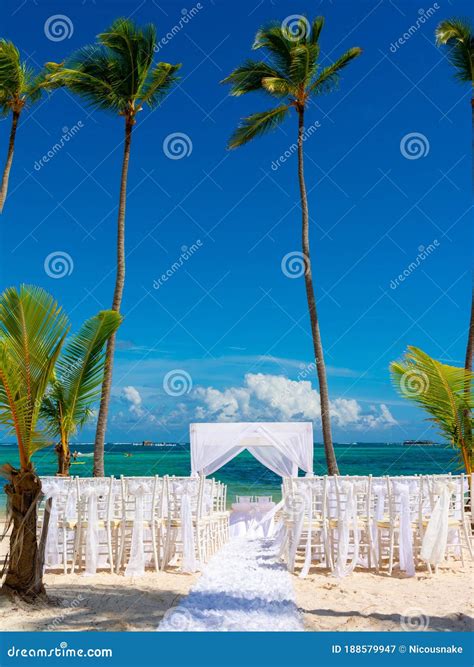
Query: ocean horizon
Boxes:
[{"xmin": 0, "ymin": 441, "xmax": 460, "ymax": 505}]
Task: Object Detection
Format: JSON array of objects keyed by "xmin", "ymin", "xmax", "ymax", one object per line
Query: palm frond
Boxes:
[
  {"xmin": 309, "ymin": 47, "xmax": 362, "ymax": 95},
  {"xmin": 222, "ymin": 60, "xmax": 286, "ymax": 96},
  {"xmin": 44, "ymin": 310, "xmax": 122, "ymax": 443},
  {"xmin": 140, "ymin": 62, "xmax": 181, "ymax": 107},
  {"xmin": 253, "ymin": 24, "xmax": 294, "ymax": 73},
  {"xmin": 309, "ymin": 16, "xmax": 324, "ymax": 46},
  {"xmin": 99, "ymin": 18, "xmax": 156, "ymax": 98},
  {"xmin": 228, "ymin": 105, "xmax": 290, "ymax": 149},
  {"xmin": 436, "ymin": 18, "xmax": 473, "ymax": 83},
  {"xmin": 390, "ymin": 346, "xmax": 473, "ymax": 473},
  {"xmin": 0, "ymin": 286, "xmax": 69, "ymax": 466}
]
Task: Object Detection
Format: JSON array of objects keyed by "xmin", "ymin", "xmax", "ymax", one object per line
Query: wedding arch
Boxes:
[{"xmin": 189, "ymin": 422, "xmax": 314, "ymax": 477}]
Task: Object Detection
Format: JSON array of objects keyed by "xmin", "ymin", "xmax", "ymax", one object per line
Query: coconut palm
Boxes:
[
  {"xmin": 390, "ymin": 346, "xmax": 473, "ymax": 475},
  {"xmin": 0, "ymin": 285, "xmax": 69, "ymax": 599},
  {"xmin": 0, "ymin": 40, "xmax": 44, "ymax": 213},
  {"xmin": 436, "ymin": 18, "xmax": 473, "ymax": 373},
  {"xmin": 46, "ymin": 18, "xmax": 181, "ymax": 476},
  {"xmin": 41, "ymin": 310, "xmax": 122, "ymax": 476},
  {"xmin": 222, "ymin": 16, "xmax": 361, "ymax": 474}
]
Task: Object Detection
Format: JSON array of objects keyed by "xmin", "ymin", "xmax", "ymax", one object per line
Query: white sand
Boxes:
[
  {"xmin": 0, "ymin": 568, "xmax": 199, "ymax": 632},
  {"xmin": 293, "ymin": 560, "xmax": 474, "ymax": 632}
]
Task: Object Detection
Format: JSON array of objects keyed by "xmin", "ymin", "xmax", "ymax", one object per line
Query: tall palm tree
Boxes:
[
  {"xmin": 222, "ymin": 16, "xmax": 361, "ymax": 474},
  {"xmin": 0, "ymin": 40, "xmax": 43, "ymax": 213},
  {"xmin": 435, "ymin": 18, "xmax": 473, "ymax": 373},
  {"xmin": 47, "ymin": 19, "xmax": 181, "ymax": 476},
  {"xmin": 41, "ymin": 310, "xmax": 122, "ymax": 476},
  {"xmin": 390, "ymin": 346, "xmax": 473, "ymax": 475},
  {"xmin": 0, "ymin": 285, "xmax": 69, "ymax": 600}
]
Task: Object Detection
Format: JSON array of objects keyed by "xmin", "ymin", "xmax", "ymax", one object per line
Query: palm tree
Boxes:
[
  {"xmin": 435, "ymin": 18, "xmax": 473, "ymax": 373},
  {"xmin": 47, "ymin": 19, "xmax": 181, "ymax": 476},
  {"xmin": 222, "ymin": 16, "xmax": 361, "ymax": 474},
  {"xmin": 0, "ymin": 40, "xmax": 43, "ymax": 213},
  {"xmin": 390, "ymin": 346, "xmax": 473, "ymax": 475},
  {"xmin": 0, "ymin": 285, "xmax": 69, "ymax": 599},
  {"xmin": 41, "ymin": 310, "xmax": 122, "ymax": 476}
]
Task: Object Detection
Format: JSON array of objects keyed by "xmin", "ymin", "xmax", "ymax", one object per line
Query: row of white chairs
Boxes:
[
  {"xmin": 38, "ymin": 475, "xmax": 229, "ymax": 575},
  {"xmin": 280, "ymin": 474, "xmax": 473, "ymax": 577}
]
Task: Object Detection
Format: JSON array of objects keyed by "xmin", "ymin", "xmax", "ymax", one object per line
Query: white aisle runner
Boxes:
[{"xmin": 158, "ymin": 537, "xmax": 304, "ymax": 631}]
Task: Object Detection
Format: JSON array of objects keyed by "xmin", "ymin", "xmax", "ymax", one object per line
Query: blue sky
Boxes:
[{"xmin": 1, "ymin": 0, "xmax": 472, "ymax": 443}]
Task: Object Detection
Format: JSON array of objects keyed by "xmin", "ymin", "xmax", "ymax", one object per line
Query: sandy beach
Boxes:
[
  {"xmin": 1, "ymin": 544, "xmax": 472, "ymax": 632},
  {"xmin": 293, "ymin": 560, "xmax": 474, "ymax": 632}
]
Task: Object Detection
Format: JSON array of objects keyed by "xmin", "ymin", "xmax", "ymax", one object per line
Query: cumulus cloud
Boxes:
[
  {"xmin": 193, "ymin": 373, "xmax": 396, "ymax": 430},
  {"xmin": 122, "ymin": 385, "xmax": 144, "ymax": 417}
]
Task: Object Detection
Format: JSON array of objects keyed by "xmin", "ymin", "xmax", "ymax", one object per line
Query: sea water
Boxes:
[{"xmin": 0, "ymin": 442, "xmax": 460, "ymax": 506}]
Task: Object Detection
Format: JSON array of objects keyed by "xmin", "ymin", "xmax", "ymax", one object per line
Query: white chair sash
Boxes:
[
  {"xmin": 421, "ymin": 481, "xmax": 456, "ymax": 565},
  {"xmin": 125, "ymin": 481, "xmax": 152, "ymax": 577},
  {"xmin": 82, "ymin": 483, "xmax": 108, "ymax": 576}
]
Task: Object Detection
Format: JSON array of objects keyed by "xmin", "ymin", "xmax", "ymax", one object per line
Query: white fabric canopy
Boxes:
[{"xmin": 190, "ymin": 422, "xmax": 314, "ymax": 477}]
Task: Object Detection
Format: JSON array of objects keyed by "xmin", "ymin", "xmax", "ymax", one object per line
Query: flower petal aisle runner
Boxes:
[{"xmin": 158, "ymin": 537, "xmax": 304, "ymax": 631}]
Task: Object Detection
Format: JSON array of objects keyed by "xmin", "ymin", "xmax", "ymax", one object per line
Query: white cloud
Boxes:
[
  {"xmin": 122, "ymin": 385, "xmax": 144, "ymax": 417},
  {"xmin": 193, "ymin": 373, "xmax": 396, "ymax": 430}
]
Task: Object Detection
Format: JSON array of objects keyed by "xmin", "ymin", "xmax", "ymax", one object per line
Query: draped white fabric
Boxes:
[{"xmin": 190, "ymin": 422, "xmax": 313, "ymax": 477}]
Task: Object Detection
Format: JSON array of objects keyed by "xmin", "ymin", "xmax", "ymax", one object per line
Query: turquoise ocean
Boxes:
[{"xmin": 0, "ymin": 442, "xmax": 459, "ymax": 507}]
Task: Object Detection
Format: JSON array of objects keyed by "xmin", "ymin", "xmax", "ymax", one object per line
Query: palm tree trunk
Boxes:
[
  {"xmin": 55, "ymin": 441, "xmax": 70, "ymax": 476},
  {"xmin": 0, "ymin": 110, "xmax": 20, "ymax": 214},
  {"xmin": 93, "ymin": 117, "xmax": 133, "ymax": 477},
  {"xmin": 297, "ymin": 108, "xmax": 339, "ymax": 475},
  {"xmin": 0, "ymin": 465, "xmax": 45, "ymax": 600}
]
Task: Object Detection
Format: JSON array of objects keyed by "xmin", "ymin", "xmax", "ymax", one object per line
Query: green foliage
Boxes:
[
  {"xmin": 41, "ymin": 311, "xmax": 122, "ymax": 444},
  {"xmin": 223, "ymin": 16, "xmax": 362, "ymax": 147},
  {"xmin": 0, "ymin": 39, "xmax": 44, "ymax": 115},
  {"xmin": 0, "ymin": 286, "xmax": 69, "ymax": 468},
  {"xmin": 390, "ymin": 346, "xmax": 473, "ymax": 473},
  {"xmin": 436, "ymin": 18, "xmax": 473, "ymax": 83},
  {"xmin": 46, "ymin": 18, "xmax": 181, "ymax": 117}
]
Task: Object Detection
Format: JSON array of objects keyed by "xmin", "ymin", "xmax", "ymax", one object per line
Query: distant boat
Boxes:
[{"xmin": 403, "ymin": 440, "xmax": 435, "ymax": 446}]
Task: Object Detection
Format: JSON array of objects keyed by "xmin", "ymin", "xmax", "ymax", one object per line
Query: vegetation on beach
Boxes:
[
  {"xmin": 0, "ymin": 40, "xmax": 45, "ymax": 213},
  {"xmin": 0, "ymin": 285, "xmax": 119, "ymax": 599},
  {"xmin": 0, "ymin": 286, "xmax": 68, "ymax": 599},
  {"xmin": 41, "ymin": 311, "xmax": 122, "ymax": 476},
  {"xmin": 390, "ymin": 346, "xmax": 473, "ymax": 475},
  {"xmin": 45, "ymin": 18, "xmax": 181, "ymax": 476},
  {"xmin": 223, "ymin": 16, "xmax": 362, "ymax": 475}
]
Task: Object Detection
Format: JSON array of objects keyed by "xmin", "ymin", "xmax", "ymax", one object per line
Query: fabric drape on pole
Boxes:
[{"xmin": 190, "ymin": 422, "xmax": 313, "ymax": 477}]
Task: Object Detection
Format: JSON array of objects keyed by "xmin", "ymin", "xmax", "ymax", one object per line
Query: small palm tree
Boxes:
[
  {"xmin": 41, "ymin": 310, "xmax": 122, "ymax": 476},
  {"xmin": 47, "ymin": 18, "xmax": 181, "ymax": 476},
  {"xmin": 0, "ymin": 40, "xmax": 43, "ymax": 213},
  {"xmin": 222, "ymin": 16, "xmax": 362, "ymax": 474},
  {"xmin": 0, "ymin": 285, "xmax": 69, "ymax": 600},
  {"xmin": 436, "ymin": 18, "xmax": 473, "ymax": 373},
  {"xmin": 390, "ymin": 346, "xmax": 473, "ymax": 475}
]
